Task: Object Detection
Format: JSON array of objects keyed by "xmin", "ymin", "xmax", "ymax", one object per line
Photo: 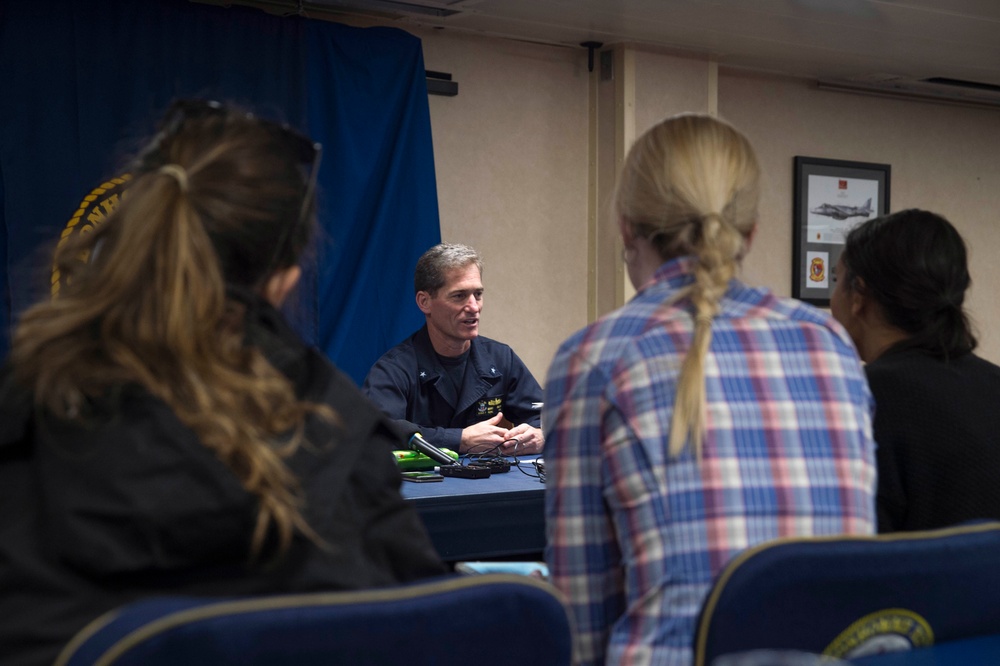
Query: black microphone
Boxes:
[{"xmin": 407, "ymin": 432, "xmax": 456, "ymax": 466}]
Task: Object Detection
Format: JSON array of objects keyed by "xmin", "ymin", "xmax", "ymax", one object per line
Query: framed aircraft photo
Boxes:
[{"xmin": 792, "ymin": 156, "xmax": 891, "ymax": 306}]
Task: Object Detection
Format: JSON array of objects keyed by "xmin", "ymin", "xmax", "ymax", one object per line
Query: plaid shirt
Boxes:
[{"xmin": 543, "ymin": 257, "xmax": 877, "ymax": 666}]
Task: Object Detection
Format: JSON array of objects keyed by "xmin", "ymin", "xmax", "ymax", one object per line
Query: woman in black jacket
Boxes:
[
  {"xmin": 0, "ymin": 100, "xmax": 445, "ymax": 665},
  {"xmin": 830, "ymin": 208, "xmax": 1000, "ymax": 532}
]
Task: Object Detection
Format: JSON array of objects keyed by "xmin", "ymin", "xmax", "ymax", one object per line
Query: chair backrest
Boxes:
[
  {"xmin": 693, "ymin": 522, "xmax": 1000, "ymax": 666},
  {"xmin": 56, "ymin": 573, "xmax": 572, "ymax": 666}
]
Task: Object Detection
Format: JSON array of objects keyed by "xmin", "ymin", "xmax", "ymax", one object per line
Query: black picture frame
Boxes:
[{"xmin": 792, "ymin": 156, "xmax": 891, "ymax": 306}]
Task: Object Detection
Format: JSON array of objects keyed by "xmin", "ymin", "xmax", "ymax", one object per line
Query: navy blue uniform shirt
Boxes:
[{"xmin": 362, "ymin": 325, "xmax": 542, "ymax": 451}]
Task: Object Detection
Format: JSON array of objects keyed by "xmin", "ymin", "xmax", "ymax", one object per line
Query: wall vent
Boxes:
[{"xmin": 817, "ymin": 74, "xmax": 1000, "ymax": 110}]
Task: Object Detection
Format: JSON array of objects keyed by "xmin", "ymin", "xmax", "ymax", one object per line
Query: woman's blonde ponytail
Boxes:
[{"xmin": 614, "ymin": 114, "xmax": 761, "ymax": 458}]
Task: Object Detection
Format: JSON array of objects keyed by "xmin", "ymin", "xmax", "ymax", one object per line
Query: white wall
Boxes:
[
  {"xmin": 418, "ymin": 29, "xmax": 590, "ymax": 381},
  {"xmin": 720, "ymin": 69, "xmax": 1000, "ymax": 361},
  {"xmin": 370, "ymin": 24, "xmax": 1000, "ymax": 379}
]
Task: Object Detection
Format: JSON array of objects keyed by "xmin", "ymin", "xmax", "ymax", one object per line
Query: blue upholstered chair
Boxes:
[
  {"xmin": 693, "ymin": 522, "xmax": 1000, "ymax": 666},
  {"xmin": 56, "ymin": 573, "xmax": 571, "ymax": 665}
]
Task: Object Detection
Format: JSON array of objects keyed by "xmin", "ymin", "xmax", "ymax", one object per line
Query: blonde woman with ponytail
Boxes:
[
  {"xmin": 543, "ymin": 114, "xmax": 876, "ymax": 666},
  {"xmin": 0, "ymin": 99, "xmax": 444, "ymax": 665}
]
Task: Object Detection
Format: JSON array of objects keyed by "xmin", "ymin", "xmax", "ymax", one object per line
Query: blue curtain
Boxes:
[{"xmin": 0, "ymin": 0, "xmax": 439, "ymax": 385}]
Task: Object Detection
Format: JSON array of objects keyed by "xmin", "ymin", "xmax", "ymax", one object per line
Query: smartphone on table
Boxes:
[{"xmin": 401, "ymin": 471, "xmax": 444, "ymax": 483}]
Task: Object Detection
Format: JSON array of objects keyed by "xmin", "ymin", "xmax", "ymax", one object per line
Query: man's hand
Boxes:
[
  {"xmin": 460, "ymin": 412, "xmax": 509, "ymax": 454},
  {"xmin": 501, "ymin": 423, "xmax": 544, "ymax": 455}
]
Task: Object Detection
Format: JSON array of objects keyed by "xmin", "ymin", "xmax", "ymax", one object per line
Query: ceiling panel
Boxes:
[{"xmin": 276, "ymin": 0, "xmax": 1000, "ymax": 86}]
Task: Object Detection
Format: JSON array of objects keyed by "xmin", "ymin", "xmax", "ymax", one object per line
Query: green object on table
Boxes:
[{"xmin": 393, "ymin": 448, "xmax": 459, "ymax": 471}]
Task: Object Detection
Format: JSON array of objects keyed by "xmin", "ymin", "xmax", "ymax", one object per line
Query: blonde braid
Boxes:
[
  {"xmin": 668, "ymin": 212, "xmax": 743, "ymax": 457},
  {"xmin": 614, "ymin": 114, "xmax": 760, "ymax": 459}
]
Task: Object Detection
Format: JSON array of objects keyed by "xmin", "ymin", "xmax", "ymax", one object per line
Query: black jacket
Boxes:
[
  {"xmin": 867, "ymin": 347, "xmax": 1000, "ymax": 532},
  {"xmin": 361, "ymin": 325, "xmax": 542, "ymax": 451},
  {"xmin": 0, "ymin": 296, "xmax": 445, "ymax": 665}
]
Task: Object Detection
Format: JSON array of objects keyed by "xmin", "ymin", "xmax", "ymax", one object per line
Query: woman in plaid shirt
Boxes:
[{"xmin": 543, "ymin": 114, "xmax": 877, "ymax": 665}]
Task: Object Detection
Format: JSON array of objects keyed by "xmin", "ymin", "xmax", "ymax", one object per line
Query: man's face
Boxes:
[{"xmin": 418, "ymin": 263, "xmax": 484, "ymax": 347}]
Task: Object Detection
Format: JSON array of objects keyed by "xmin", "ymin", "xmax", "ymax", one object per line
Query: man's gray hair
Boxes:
[{"xmin": 414, "ymin": 243, "xmax": 483, "ymax": 295}]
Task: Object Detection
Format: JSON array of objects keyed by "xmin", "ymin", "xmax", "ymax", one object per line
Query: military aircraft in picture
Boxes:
[{"xmin": 810, "ymin": 197, "xmax": 873, "ymax": 221}]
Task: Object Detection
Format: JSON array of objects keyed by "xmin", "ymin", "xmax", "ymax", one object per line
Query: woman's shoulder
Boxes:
[
  {"xmin": 868, "ymin": 348, "xmax": 1000, "ymax": 386},
  {"xmin": 732, "ymin": 282, "xmax": 836, "ymax": 327},
  {"xmin": 550, "ymin": 300, "xmax": 651, "ymax": 372},
  {"xmin": 729, "ymin": 283, "xmax": 859, "ymax": 353},
  {"xmin": 292, "ymin": 346, "xmax": 405, "ymax": 458},
  {"xmin": 246, "ymin": 301, "xmax": 397, "ymax": 421}
]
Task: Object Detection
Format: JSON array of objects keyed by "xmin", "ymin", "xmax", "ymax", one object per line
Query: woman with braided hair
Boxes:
[
  {"xmin": 543, "ymin": 114, "xmax": 877, "ymax": 665},
  {"xmin": 831, "ymin": 208, "xmax": 1000, "ymax": 532},
  {"xmin": 0, "ymin": 100, "xmax": 444, "ymax": 665}
]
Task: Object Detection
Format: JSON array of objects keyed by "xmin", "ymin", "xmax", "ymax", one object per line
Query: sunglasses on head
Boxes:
[
  {"xmin": 153, "ymin": 99, "xmax": 321, "ymax": 163},
  {"xmin": 144, "ymin": 98, "xmax": 323, "ymax": 272}
]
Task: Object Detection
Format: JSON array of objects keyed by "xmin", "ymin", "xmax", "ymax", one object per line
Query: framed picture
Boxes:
[{"xmin": 792, "ymin": 157, "xmax": 891, "ymax": 306}]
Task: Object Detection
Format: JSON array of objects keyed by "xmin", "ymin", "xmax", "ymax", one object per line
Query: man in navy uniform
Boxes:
[{"xmin": 363, "ymin": 243, "xmax": 543, "ymax": 455}]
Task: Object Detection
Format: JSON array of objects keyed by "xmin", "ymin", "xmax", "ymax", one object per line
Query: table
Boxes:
[{"xmin": 400, "ymin": 456, "xmax": 545, "ymax": 562}]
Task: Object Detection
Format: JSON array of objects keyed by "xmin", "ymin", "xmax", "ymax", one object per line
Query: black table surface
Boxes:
[{"xmin": 400, "ymin": 456, "xmax": 545, "ymax": 562}]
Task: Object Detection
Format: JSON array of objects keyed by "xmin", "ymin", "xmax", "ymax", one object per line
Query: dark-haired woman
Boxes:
[
  {"xmin": 0, "ymin": 100, "xmax": 445, "ymax": 664},
  {"xmin": 831, "ymin": 208, "xmax": 1000, "ymax": 532}
]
